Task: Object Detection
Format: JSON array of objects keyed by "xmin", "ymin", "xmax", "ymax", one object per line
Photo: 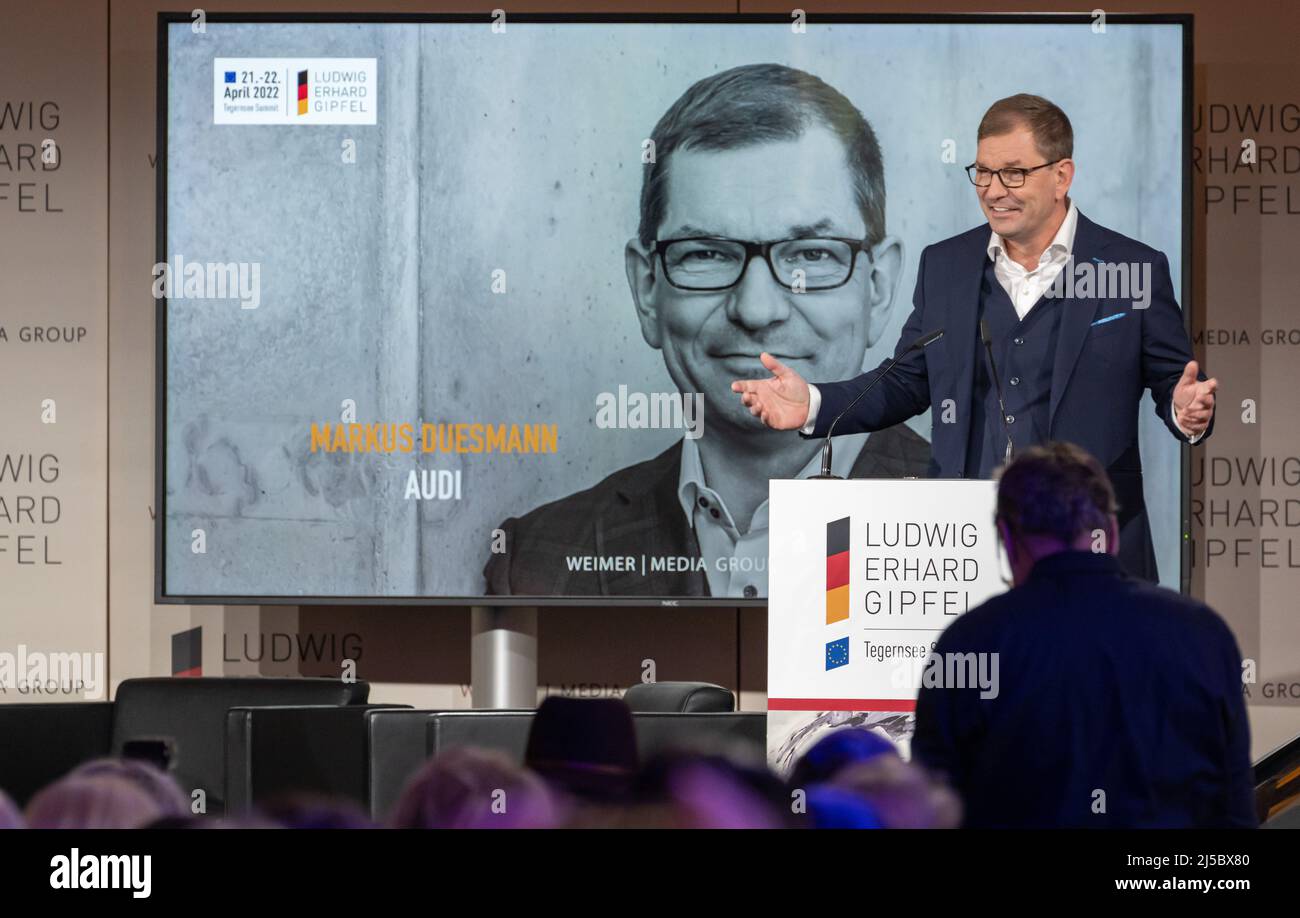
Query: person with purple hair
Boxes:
[
  {"xmin": 0, "ymin": 789, "xmax": 24, "ymax": 829},
  {"xmin": 390, "ymin": 747, "xmax": 559, "ymax": 830},
  {"xmin": 25, "ymin": 757, "xmax": 189, "ymax": 830},
  {"xmin": 70, "ymin": 757, "xmax": 190, "ymax": 817},
  {"xmin": 26, "ymin": 775, "xmax": 166, "ymax": 830}
]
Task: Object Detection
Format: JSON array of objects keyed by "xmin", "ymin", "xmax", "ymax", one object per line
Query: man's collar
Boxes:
[
  {"xmin": 676, "ymin": 435, "xmax": 712, "ymax": 525},
  {"xmin": 987, "ymin": 198, "xmax": 1078, "ymax": 265},
  {"xmin": 1027, "ymin": 548, "xmax": 1124, "ymax": 581}
]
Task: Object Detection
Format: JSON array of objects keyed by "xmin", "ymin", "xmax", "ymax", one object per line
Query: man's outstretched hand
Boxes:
[
  {"xmin": 731, "ymin": 353, "xmax": 812, "ymax": 431},
  {"xmin": 1173, "ymin": 360, "xmax": 1217, "ymax": 437}
]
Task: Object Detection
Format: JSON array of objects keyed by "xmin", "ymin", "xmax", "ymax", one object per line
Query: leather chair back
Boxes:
[
  {"xmin": 113, "ymin": 676, "xmax": 369, "ymax": 813},
  {"xmin": 622, "ymin": 681, "xmax": 735, "ymax": 713}
]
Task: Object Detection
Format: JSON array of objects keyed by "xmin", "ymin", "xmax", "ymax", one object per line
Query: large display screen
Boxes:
[{"xmin": 158, "ymin": 14, "xmax": 1189, "ymax": 605}]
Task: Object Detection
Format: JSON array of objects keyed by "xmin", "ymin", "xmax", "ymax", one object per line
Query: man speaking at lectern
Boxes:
[{"xmin": 733, "ymin": 94, "xmax": 1218, "ymax": 582}]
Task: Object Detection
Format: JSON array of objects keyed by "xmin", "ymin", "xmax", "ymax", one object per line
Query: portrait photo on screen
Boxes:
[{"xmin": 161, "ymin": 18, "xmax": 1185, "ymax": 602}]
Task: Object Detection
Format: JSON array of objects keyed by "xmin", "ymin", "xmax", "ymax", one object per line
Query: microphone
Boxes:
[
  {"xmin": 809, "ymin": 327, "xmax": 945, "ymax": 480},
  {"xmin": 979, "ymin": 319, "xmax": 1014, "ymax": 466}
]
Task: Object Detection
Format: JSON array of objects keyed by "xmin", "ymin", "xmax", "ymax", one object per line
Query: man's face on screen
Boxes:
[
  {"xmin": 974, "ymin": 126, "xmax": 1070, "ymax": 244},
  {"xmin": 626, "ymin": 125, "xmax": 900, "ymax": 435}
]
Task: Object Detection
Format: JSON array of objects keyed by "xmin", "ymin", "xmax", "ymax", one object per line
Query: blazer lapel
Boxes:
[
  {"xmin": 944, "ymin": 231, "xmax": 987, "ymax": 467},
  {"xmin": 594, "ymin": 441, "xmax": 709, "ymax": 597},
  {"xmin": 1050, "ymin": 211, "xmax": 1108, "ymax": 423}
]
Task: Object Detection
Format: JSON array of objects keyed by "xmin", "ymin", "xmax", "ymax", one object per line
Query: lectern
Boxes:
[{"xmin": 767, "ymin": 478, "xmax": 1007, "ymax": 774}]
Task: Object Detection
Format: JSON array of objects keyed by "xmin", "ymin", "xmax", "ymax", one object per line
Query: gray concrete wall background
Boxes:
[{"xmin": 166, "ymin": 24, "xmax": 422, "ymax": 596}]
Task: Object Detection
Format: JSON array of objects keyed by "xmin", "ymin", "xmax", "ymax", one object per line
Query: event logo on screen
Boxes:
[{"xmin": 212, "ymin": 58, "xmax": 377, "ymax": 125}]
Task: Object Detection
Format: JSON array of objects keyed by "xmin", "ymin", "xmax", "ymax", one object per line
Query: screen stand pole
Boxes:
[{"xmin": 470, "ymin": 606, "xmax": 538, "ymax": 709}]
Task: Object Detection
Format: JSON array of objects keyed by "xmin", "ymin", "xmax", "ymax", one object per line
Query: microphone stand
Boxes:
[{"xmin": 809, "ymin": 328, "xmax": 945, "ymax": 480}]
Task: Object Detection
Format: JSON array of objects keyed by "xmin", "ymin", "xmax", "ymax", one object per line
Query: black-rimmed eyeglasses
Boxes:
[
  {"xmin": 965, "ymin": 160, "xmax": 1061, "ymax": 188},
  {"xmin": 652, "ymin": 236, "xmax": 874, "ymax": 292}
]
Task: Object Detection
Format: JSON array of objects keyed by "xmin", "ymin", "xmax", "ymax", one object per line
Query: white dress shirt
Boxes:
[
  {"xmin": 677, "ymin": 432, "xmax": 868, "ymax": 598},
  {"xmin": 989, "ymin": 199, "xmax": 1078, "ymax": 320},
  {"xmin": 802, "ymin": 201, "xmax": 1204, "ymax": 442}
]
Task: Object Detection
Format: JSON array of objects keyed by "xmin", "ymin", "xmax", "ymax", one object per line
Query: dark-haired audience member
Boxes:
[
  {"xmin": 912, "ymin": 441, "xmax": 1255, "ymax": 828},
  {"xmin": 390, "ymin": 747, "xmax": 558, "ymax": 830},
  {"xmin": 524, "ymin": 697, "xmax": 639, "ymax": 803}
]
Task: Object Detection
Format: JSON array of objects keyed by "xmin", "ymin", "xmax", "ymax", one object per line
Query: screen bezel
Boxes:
[{"xmin": 155, "ymin": 11, "xmax": 1194, "ymax": 607}]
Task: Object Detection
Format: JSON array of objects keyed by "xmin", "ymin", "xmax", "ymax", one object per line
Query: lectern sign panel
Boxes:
[{"xmin": 767, "ymin": 479, "xmax": 1006, "ymax": 772}]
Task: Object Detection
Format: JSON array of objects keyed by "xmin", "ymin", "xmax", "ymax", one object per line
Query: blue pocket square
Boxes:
[{"xmin": 1091, "ymin": 312, "xmax": 1126, "ymax": 327}]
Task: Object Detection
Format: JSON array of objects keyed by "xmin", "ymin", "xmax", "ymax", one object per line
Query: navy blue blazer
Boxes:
[
  {"xmin": 806, "ymin": 212, "xmax": 1209, "ymax": 581},
  {"xmin": 911, "ymin": 551, "xmax": 1255, "ymax": 828}
]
